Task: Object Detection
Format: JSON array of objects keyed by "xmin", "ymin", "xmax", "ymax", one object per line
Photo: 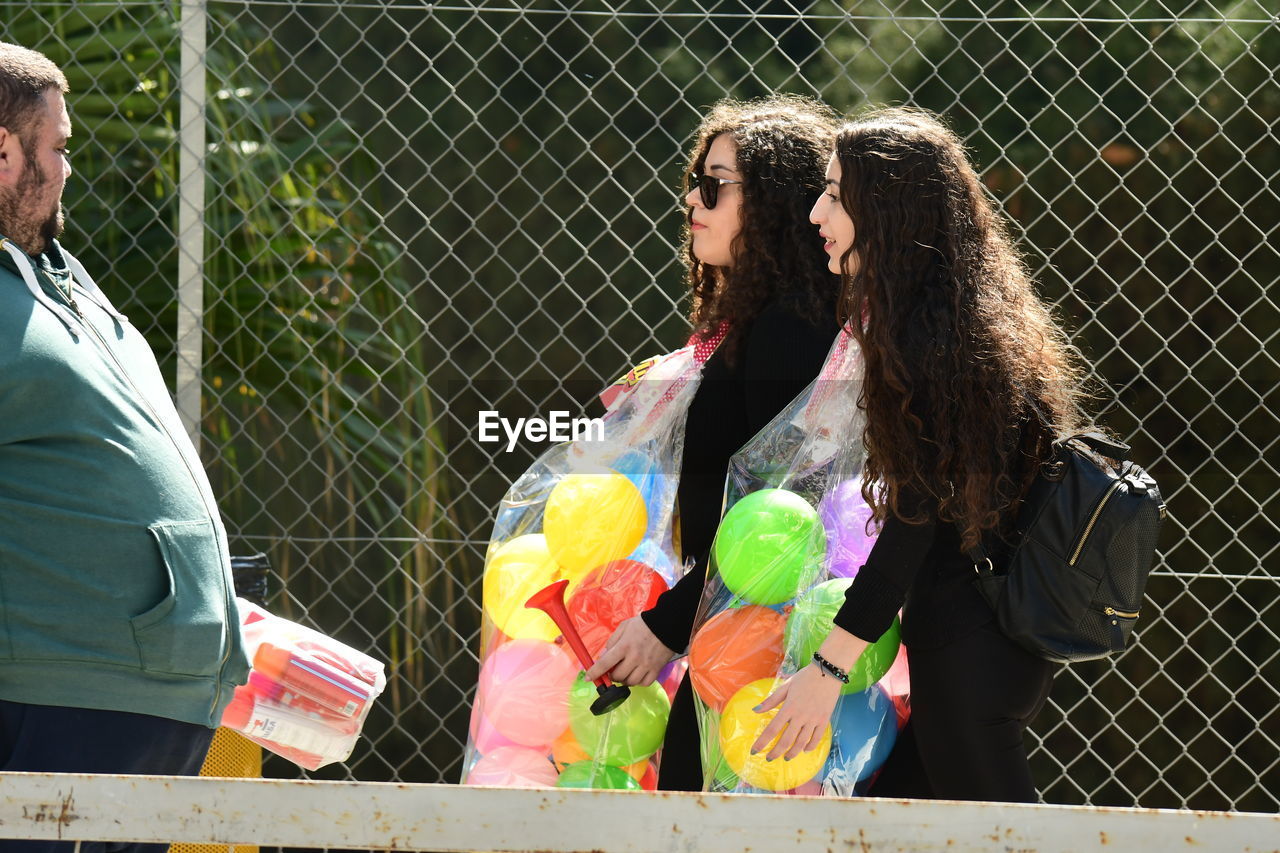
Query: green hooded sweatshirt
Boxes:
[{"xmin": 0, "ymin": 238, "xmax": 249, "ymax": 727}]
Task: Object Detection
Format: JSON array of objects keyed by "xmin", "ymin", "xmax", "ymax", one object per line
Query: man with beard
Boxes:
[{"xmin": 0, "ymin": 43, "xmax": 249, "ymax": 851}]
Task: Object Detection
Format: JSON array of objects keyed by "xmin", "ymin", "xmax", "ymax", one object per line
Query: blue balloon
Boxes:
[
  {"xmin": 627, "ymin": 539, "xmax": 678, "ymax": 585},
  {"xmin": 611, "ymin": 449, "xmax": 658, "ymax": 503},
  {"xmin": 822, "ymin": 686, "xmax": 897, "ymax": 794},
  {"xmin": 614, "ymin": 450, "xmax": 680, "ymax": 563}
]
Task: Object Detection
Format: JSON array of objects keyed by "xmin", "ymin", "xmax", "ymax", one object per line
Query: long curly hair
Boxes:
[
  {"xmin": 833, "ymin": 107, "xmax": 1087, "ymax": 548},
  {"xmin": 683, "ymin": 95, "xmax": 840, "ymax": 363}
]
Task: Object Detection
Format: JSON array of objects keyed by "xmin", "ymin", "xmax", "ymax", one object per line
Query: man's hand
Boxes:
[{"xmin": 584, "ymin": 615, "xmax": 675, "ymax": 686}]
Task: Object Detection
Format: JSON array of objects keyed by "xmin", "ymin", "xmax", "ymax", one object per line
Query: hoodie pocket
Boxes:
[{"xmin": 130, "ymin": 520, "xmax": 229, "ymax": 676}]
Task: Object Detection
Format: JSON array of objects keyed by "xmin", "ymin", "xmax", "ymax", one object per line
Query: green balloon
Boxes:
[
  {"xmin": 713, "ymin": 489, "xmax": 826, "ymax": 606},
  {"xmin": 784, "ymin": 578, "xmax": 901, "ymax": 694},
  {"xmin": 568, "ymin": 675, "xmax": 669, "ymax": 766},
  {"xmin": 555, "ymin": 760, "xmax": 641, "ymax": 790},
  {"xmin": 706, "ymin": 749, "xmax": 740, "ymax": 791}
]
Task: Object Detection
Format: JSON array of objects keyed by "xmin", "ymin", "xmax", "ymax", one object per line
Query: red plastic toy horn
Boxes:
[{"xmin": 526, "ymin": 579, "xmax": 630, "ymax": 715}]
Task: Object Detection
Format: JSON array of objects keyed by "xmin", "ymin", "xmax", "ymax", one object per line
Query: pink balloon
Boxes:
[
  {"xmin": 658, "ymin": 658, "xmax": 688, "ymax": 704},
  {"xmin": 878, "ymin": 642, "xmax": 910, "ymax": 698},
  {"xmin": 819, "ymin": 479, "xmax": 878, "ymax": 579},
  {"xmin": 878, "ymin": 642, "xmax": 912, "ymax": 729},
  {"xmin": 478, "ymin": 639, "xmax": 577, "ymax": 748},
  {"xmin": 467, "ymin": 746, "xmax": 558, "ymax": 788},
  {"xmin": 787, "ymin": 780, "xmax": 824, "ymax": 796},
  {"xmin": 469, "ymin": 704, "xmax": 519, "ymax": 754}
]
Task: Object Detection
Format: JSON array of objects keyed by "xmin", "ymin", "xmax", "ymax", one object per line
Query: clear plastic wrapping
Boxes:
[
  {"xmin": 689, "ymin": 330, "xmax": 911, "ymax": 795},
  {"xmin": 463, "ymin": 339, "xmax": 713, "ymax": 790}
]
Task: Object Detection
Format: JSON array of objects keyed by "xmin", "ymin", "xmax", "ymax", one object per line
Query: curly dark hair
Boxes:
[
  {"xmin": 682, "ymin": 95, "xmax": 841, "ymax": 363},
  {"xmin": 832, "ymin": 107, "xmax": 1087, "ymax": 548}
]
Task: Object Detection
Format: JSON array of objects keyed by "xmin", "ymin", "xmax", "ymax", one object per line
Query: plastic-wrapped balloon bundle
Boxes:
[
  {"xmin": 688, "ymin": 330, "xmax": 912, "ymax": 796},
  {"xmin": 463, "ymin": 336, "xmax": 719, "ymax": 790}
]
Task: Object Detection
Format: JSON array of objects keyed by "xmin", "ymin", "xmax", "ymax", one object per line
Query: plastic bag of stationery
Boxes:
[
  {"xmin": 220, "ymin": 598, "xmax": 387, "ymax": 770},
  {"xmin": 687, "ymin": 328, "xmax": 911, "ymax": 796},
  {"xmin": 461, "ymin": 328, "xmax": 726, "ymax": 790}
]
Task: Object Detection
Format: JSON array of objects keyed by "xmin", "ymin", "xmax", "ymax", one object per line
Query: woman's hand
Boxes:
[
  {"xmin": 751, "ymin": 626, "xmax": 868, "ymax": 761},
  {"xmin": 584, "ymin": 616, "xmax": 675, "ymax": 687},
  {"xmin": 750, "ymin": 664, "xmax": 843, "ymax": 760}
]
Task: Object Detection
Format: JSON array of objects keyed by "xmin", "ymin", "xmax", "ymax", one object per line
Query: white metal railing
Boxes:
[{"xmin": 1, "ymin": 772, "xmax": 1278, "ymax": 852}]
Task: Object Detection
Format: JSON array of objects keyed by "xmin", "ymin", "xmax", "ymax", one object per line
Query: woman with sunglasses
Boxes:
[
  {"xmin": 750, "ymin": 107, "xmax": 1084, "ymax": 802},
  {"xmin": 584, "ymin": 95, "xmax": 842, "ymax": 791}
]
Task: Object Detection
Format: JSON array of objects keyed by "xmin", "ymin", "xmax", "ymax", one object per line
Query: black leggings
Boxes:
[
  {"xmin": 656, "ymin": 673, "xmax": 702, "ymax": 791},
  {"xmin": 869, "ymin": 621, "xmax": 1056, "ymax": 802},
  {"xmin": 658, "ymin": 621, "xmax": 1056, "ymax": 800}
]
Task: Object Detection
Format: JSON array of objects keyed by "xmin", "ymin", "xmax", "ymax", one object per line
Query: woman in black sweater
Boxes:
[
  {"xmin": 752, "ymin": 107, "xmax": 1085, "ymax": 803},
  {"xmin": 584, "ymin": 96, "xmax": 843, "ymax": 790}
]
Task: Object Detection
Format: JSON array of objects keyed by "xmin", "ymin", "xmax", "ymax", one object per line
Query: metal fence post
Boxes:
[{"xmin": 176, "ymin": 0, "xmax": 207, "ymax": 449}]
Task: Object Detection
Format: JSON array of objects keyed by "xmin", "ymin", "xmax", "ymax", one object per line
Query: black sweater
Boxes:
[{"xmin": 831, "ymin": 509, "xmax": 996, "ymax": 650}]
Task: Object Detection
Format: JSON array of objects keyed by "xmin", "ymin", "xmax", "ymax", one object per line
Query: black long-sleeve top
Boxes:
[{"xmin": 831, "ymin": 509, "xmax": 997, "ymax": 650}]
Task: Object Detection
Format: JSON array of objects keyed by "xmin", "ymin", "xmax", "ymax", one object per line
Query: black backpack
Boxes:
[{"xmin": 969, "ymin": 432, "xmax": 1166, "ymax": 663}]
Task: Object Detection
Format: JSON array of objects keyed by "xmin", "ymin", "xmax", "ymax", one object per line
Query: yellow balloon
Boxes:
[
  {"xmin": 719, "ymin": 678, "xmax": 831, "ymax": 792},
  {"xmin": 543, "ymin": 469, "xmax": 647, "ymax": 579},
  {"xmin": 482, "ymin": 534, "xmax": 561, "ymax": 641}
]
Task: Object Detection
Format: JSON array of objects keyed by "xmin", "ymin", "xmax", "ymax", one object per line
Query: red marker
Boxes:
[{"xmin": 253, "ymin": 643, "xmax": 372, "ymax": 717}]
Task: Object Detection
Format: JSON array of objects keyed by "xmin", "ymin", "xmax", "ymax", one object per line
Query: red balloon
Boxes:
[
  {"xmin": 640, "ymin": 762, "xmax": 658, "ymax": 791},
  {"xmin": 566, "ymin": 559, "xmax": 668, "ymax": 658},
  {"xmin": 689, "ymin": 606, "xmax": 786, "ymax": 712}
]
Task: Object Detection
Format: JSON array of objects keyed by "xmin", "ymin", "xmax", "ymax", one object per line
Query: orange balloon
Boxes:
[
  {"xmin": 623, "ymin": 758, "xmax": 648, "ymax": 782},
  {"xmin": 689, "ymin": 605, "xmax": 786, "ymax": 711},
  {"xmin": 551, "ymin": 727, "xmax": 591, "ymax": 770}
]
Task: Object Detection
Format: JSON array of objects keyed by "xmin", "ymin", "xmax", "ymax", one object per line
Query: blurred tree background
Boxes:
[{"xmin": 2, "ymin": 0, "xmax": 1274, "ymax": 809}]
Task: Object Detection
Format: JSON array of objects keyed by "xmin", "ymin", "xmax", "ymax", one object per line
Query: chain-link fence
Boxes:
[{"xmin": 2, "ymin": 0, "xmax": 1276, "ymax": 813}]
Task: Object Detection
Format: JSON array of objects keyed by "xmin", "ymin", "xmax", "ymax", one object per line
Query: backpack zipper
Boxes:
[
  {"xmin": 1068, "ymin": 478, "xmax": 1123, "ymax": 566},
  {"xmin": 1103, "ymin": 605, "xmax": 1140, "ymax": 619}
]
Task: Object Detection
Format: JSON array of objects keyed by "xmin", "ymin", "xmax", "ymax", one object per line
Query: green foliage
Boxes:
[{"xmin": 1, "ymin": 0, "xmax": 451, "ymax": 776}]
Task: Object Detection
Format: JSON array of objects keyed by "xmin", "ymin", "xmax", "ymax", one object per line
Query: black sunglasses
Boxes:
[{"xmin": 690, "ymin": 172, "xmax": 743, "ymax": 209}]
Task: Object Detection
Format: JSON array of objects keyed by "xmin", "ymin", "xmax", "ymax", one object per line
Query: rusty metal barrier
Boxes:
[{"xmin": 2, "ymin": 772, "xmax": 1279, "ymax": 852}]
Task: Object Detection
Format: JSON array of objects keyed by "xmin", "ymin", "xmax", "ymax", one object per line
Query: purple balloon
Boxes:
[{"xmin": 819, "ymin": 479, "xmax": 878, "ymax": 579}]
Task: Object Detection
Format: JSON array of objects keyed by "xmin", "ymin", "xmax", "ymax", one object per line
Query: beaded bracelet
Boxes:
[{"xmin": 812, "ymin": 651, "xmax": 850, "ymax": 684}]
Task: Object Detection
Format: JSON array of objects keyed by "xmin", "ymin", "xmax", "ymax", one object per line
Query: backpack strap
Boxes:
[
  {"xmin": 966, "ymin": 541, "xmax": 995, "ymax": 576},
  {"xmin": 964, "ymin": 536, "xmax": 1002, "ymax": 615},
  {"xmin": 1063, "ymin": 430, "xmax": 1129, "ymax": 460},
  {"xmin": 965, "ymin": 430, "xmax": 1123, "ymax": 570}
]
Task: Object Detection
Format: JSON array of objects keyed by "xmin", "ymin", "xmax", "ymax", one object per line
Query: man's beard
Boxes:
[{"xmin": 0, "ymin": 156, "xmax": 64, "ymax": 256}]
